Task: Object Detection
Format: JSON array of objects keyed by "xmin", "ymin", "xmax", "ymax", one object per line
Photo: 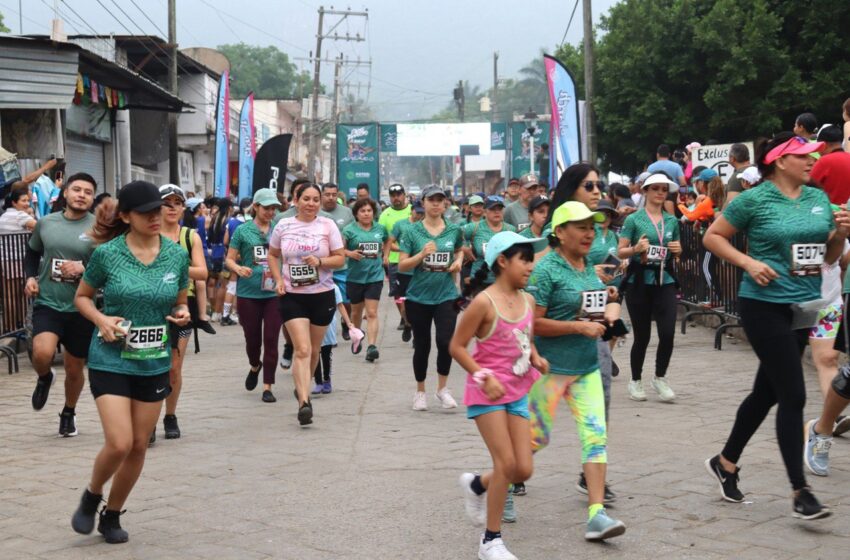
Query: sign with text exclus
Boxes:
[{"xmin": 692, "ymin": 142, "xmax": 754, "ymax": 185}]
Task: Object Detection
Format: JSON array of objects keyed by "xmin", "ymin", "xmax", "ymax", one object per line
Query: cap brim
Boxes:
[
  {"xmin": 552, "ymin": 211, "xmax": 606, "ymax": 228},
  {"xmin": 130, "ymin": 200, "xmax": 164, "ymax": 213},
  {"xmin": 787, "ymin": 141, "xmax": 825, "ymax": 157}
]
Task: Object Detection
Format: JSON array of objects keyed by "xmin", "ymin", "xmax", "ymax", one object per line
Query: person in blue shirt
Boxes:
[{"xmin": 647, "ymin": 144, "xmax": 686, "ymax": 189}]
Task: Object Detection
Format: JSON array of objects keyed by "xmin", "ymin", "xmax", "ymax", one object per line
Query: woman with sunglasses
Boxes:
[
  {"xmin": 617, "ymin": 173, "xmax": 681, "ymax": 403},
  {"xmin": 268, "ymin": 182, "xmax": 345, "ymax": 426},
  {"xmin": 463, "ymin": 196, "xmax": 515, "ymax": 290},
  {"xmin": 703, "ymin": 133, "xmax": 850, "ymax": 519}
]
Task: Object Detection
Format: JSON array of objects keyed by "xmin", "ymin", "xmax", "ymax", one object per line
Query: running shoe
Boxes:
[
  {"xmin": 804, "ymin": 419, "xmax": 832, "ymax": 477},
  {"xmin": 401, "ymin": 323, "xmax": 412, "ymax": 342},
  {"xmin": 435, "ymin": 387, "xmax": 458, "ymax": 409},
  {"xmin": 834, "ymin": 415, "xmax": 850, "ymax": 437},
  {"xmin": 149, "ymin": 430, "xmax": 156, "ymax": 446},
  {"xmin": 163, "ymin": 414, "xmax": 180, "ymax": 439},
  {"xmin": 365, "ymin": 345, "xmax": 379, "ymax": 362},
  {"xmin": 611, "ymin": 360, "xmax": 620, "ymax": 377},
  {"xmin": 704, "ymin": 454, "xmax": 744, "ymax": 503},
  {"xmin": 793, "ymin": 487, "xmax": 831, "ymax": 520},
  {"xmin": 627, "ymin": 379, "xmax": 647, "ymax": 401},
  {"xmin": 71, "ymin": 488, "xmax": 102, "ymax": 535},
  {"xmin": 341, "ymin": 322, "xmax": 351, "ymax": 341},
  {"xmin": 478, "ymin": 537, "xmax": 518, "ymax": 560},
  {"xmin": 298, "ymin": 401, "xmax": 313, "ymax": 426},
  {"xmin": 97, "ymin": 508, "xmax": 129, "ymax": 544},
  {"xmin": 194, "ymin": 319, "xmax": 217, "ymax": 334},
  {"xmin": 245, "ymin": 367, "xmax": 260, "ymax": 391},
  {"xmin": 350, "ymin": 327, "xmax": 365, "ymax": 354},
  {"xmin": 220, "ymin": 315, "xmax": 237, "ymax": 327},
  {"xmin": 262, "ymin": 390, "xmax": 276, "ymax": 403},
  {"xmin": 31, "ymin": 369, "xmax": 55, "ymax": 410},
  {"xmin": 585, "ymin": 508, "xmax": 626, "ymax": 541},
  {"xmin": 59, "ymin": 410, "xmax": 78, "ymax": 437},
  {"xmin": 397, "ymin": 318, "xmax": 405, "ymax": 330},
  {"xmin": 651, "ymin": 376, "xmax": 675, "ymax": 402},
  {"xmin": 511, "ymin": 482, "xmax": 526, "ymax": 496},
  {"xmin": 280, "ymin": 345, "xmax": 293, "ymax": 369},
  {"xmin": 311, "ymin": 383, "xmax": 323, "ymax": 395},
  {"xmin": 458, "ymin": 473, "xmax": 486, "ymax": 526},
  {"xmin": 322, "ymin": 381, "xmax": 332, "ymax": 394},
  {"xmin": 576, "ymin": 473, "xmax": 617, "ymax": 503},
  {"xmin": 502, "ymin": 490, "xmax": 516, "ymax": 523},
  {"xmin": 211, "ymin": 312, "xmax": 221, "ymax": 322},
  {"xmin": 412, "ymin": 391, "xmax": 428, "ymax": 411}
]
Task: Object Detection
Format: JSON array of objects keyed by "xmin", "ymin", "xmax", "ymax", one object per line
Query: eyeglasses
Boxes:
[{"xmin": 581, "ymin": 181, "xmax": 605, "ymax": 192}]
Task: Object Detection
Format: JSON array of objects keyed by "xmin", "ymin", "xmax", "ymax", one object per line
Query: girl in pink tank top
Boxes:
[{"xmin": 449, "ymin": 231, "xmax": 549, "ymax": 559}]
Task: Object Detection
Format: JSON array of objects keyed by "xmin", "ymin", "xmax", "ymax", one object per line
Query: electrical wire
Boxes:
[{"xmin": 560, "ymin": 0, "xmax": 582, "ymax": 47}]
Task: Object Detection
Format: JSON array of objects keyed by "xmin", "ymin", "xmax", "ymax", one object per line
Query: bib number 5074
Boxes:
[{"xmin": 791, "ymin": 243, "xmax": 825, "ymax": 277}]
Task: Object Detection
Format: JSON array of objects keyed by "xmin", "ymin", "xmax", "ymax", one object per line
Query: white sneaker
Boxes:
[
  {"xmin": 478, "ymin": 537, "xmax": 518, "ymax": 560},
  {"xmin": 435, "ymin": 387, "xmax": 458, "ymax": 409},
  {"xmin": 413, "ymin": 391, "xmax": 428, "ymax": 411},
  {"xmin": 651, "ymin": 376, "xmax": 675, "ymax": 402},
  {"xmin": 230, "ymin": 313, "xmax": 239, "ymax": 323},
  {"xmin": 628, "ymin": 380, "xmax": 647, "ymax": 401},
  {"xmin": 211, "ymin": 312, "xmax": 221, "ymax": 322},
  {"xmin": 459, "ymin": 473, "xmax": 486, "ymax": 526}
]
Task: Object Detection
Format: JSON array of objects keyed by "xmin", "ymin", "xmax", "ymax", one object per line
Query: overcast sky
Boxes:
[{"xmin": 5, "ymin": 0, "xmax": 619, "ymax": 120}]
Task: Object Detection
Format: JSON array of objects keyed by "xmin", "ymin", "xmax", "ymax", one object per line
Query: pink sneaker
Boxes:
[{"xmin": 349, "ymin": 327, "xmax": 365, "ymax": 354}]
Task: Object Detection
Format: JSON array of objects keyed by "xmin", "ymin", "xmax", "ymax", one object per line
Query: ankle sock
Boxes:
[
  {"xmin": 588, "ymin": 502, "xmax": 604, "ymax": 520},
  {"xmin": 470, "ymin": 475, "xmax": 486, "ymax": 496},
  {"xmin": 223, "ymin": 303, "xmax": 232, "ymax": 317},
  {"xmin": 483, "ymin": 529, "xmax": 501, "ymax": 543},
  {"xmin": 62, "ymin": 405, "xmax": 75, "ymax": 415}
]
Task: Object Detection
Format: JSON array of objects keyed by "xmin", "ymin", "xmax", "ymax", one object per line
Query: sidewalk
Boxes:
[{"xmin": 0, "ymin": 299, "xmax": 847, "ymax": 559}]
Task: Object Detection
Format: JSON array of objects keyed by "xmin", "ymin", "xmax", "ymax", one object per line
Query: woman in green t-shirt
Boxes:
[{"xmin": 343, "ymin": 198, "xmax": 389, "ymax": 362}]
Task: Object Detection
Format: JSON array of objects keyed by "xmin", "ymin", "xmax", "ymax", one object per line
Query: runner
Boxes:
[
  {"xmin": 24, "ymin": 173, "xmax": 96, "ymax": 436},
  {"xmin": 463, "ymin": 196, "xmax": 516, "ymax": 290},
  {"xmin": 320, "ymin": 183, "xmax": 355, "ymax": 340},
  {"xmin": 398, "ymin": 185, "xmax": 464, "ymax": 411},
  {"xmin": 460, "ymin": 195, "xmax": 486, "ymax": 288},
  {"xmin": 207, "ymin": 198, "xmax": 232, "ymax": 324},
  {"xmin": 503, "ymin": 174, "xmax": 538, "ymax": 231},
  {"xmin": 702, "ymin": 132, "xmax": 848, "ymax": 519},
  {"xmin": 526, "ymin": 201, "xmax": 626, "ymax": 541},
  {"xmin": 182, "ymin": 198, "xmax": 215, "ymax": 333},
  {"xmin": 225, "ymin": 188, "xmax": 283, "ymax": 403},
  {"xmin": 219, "ymin": 201, "xmax": 251, "ymax": 326},
  {"xmin": 343, "ymin": 197, "xmax": 388, "ymax": 362},
  {"xmin": 311, "ymin": 284, "xmax": 358, "ymax": 394},
  {"xmin": 451, "ymin": 232, "xmax": 548, "ymax": 560},
  {"xmin": 504, "ymin": 178, "xmax": 521, "ymax": 204},
  {"xmin": 153, "ymin": 184, "xmax": 208, "ymax": 440},
  {"xmin": 268, "ymin": 182, "xmax": 345, "ymax": 426},
  {"xmin": 385, "ymin": 201, "xmax": 425, "ymax": 343},
  {"xmin": 70, "ymin": 181, "xmax": 190, "ymax": 543},
  {"xmin": 617, "ymin": 173, "xmax": 682, "ymax": 402},
  {"xmin": 379, "ymin": 184, "xmax": 414, "ymax": 336}
]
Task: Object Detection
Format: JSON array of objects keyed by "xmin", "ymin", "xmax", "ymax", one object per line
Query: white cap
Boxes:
[
  {"xmin": 739, "ymin": 166, "xmax": 761, "ymax": 185},
  {"xmin": 641, "ymin": 173, "xmax": 678, "ymax": 192}
]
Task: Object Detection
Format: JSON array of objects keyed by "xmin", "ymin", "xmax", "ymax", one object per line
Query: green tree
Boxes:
[
  {"xmin": 0, "ymin": 11, "xmax": 10, "ymax": 33},
  {"xmin": 217, "ymin": 43, "xmax": 321, "ymax": 98}
]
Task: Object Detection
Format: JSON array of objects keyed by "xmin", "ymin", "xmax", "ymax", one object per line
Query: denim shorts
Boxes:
[{"xmin": 467, "ymin": 395, "xmax": 530, "ymax": 420}]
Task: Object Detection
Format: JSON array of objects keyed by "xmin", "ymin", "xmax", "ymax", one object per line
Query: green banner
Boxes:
[
  {"xmin": 510, "ymin": 122, "xmax": 550, "ymax": 178},
  {"xmin": 380, "ymin": 124, "xmax": 397, "ymax": 152},
  {"xmin": 490, "ymin": 123, "xmax": 507, "ymax": 150},
  {"xmin": 337, "ymin": 124, "xmax": 380, "ymax": 199}
]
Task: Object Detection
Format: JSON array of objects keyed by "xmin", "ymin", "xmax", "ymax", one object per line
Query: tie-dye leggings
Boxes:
[{"xmin": 528, "ymin": 370, "xmax": 607, "ymax": 463}]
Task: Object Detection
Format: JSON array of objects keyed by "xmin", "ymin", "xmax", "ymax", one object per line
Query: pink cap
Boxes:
[{"xmin": 764, "ymin": 136, "xmax": 825, "ymax": 164}]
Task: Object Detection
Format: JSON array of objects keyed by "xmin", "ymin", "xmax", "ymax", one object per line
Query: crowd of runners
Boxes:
[{"xmin": 5, "ymin": 104, "xmax": 850, "ymax": 559}]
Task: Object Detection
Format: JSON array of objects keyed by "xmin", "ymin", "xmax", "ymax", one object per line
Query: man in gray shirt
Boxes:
[
  {"xmin": 503, "ymin": 173, "xmax": 539, "ymax": 231},
  {"xmin": 722, "ymin": 143, "xmax": 751, "ymax": 209}
]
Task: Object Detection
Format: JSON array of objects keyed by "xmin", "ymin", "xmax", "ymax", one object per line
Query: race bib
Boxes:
[
  {"xmin": 423, "ymin": 251, "xmax": 452, "ymax": 271},
  {"xmin": 252, "ymin": 245, "xmax": 268, "ymax": 266},
  {"xmin": 359, "ymin": 242, "xmax": 381, "ymax": 258},
  {"xmin": 121, "ymin": 325, "xmax": 168, "ymax": 360},
  {"xmin": 517, "ymin": 223, "xmax": 530, "ymax": 232},
  {"xmin": 289, "ymin": 263, "xmax": 319, "ymax": 286},
  {"xmin": 579, "ymin": 290, "xmax": 608, "ymax": 322},
  {"xmin": 646, "ymin": 245, "xmax": 668, "ymax": 263},
  {"xmin": 480, "ymin": 242, "xmax": 488, "ymax": 257},
  {"xmin": 791, "ymin": 243, "xmax": 825, "ymax": 277},
  {"xmin": 261, "ymin": 264, "xmax": 276, "ymax": 291},
  {"xmin": 50, "ymin": 258, "xmax": 81, "ymax": 283}
]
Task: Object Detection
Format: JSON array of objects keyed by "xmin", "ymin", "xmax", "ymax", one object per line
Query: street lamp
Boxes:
[{"xmin": 523, "ymin": 107, "xmax": 539, "ymax": 175}]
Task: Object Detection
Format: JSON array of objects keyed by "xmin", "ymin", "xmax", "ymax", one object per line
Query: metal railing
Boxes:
[{"xmin": 0, "ymin": 232, "xmax": 29, "ymax": 372}]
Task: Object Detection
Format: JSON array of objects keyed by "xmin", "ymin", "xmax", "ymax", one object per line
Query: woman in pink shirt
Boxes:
[{"xmin": 268, "ymin": 183, "xmax": 344, "ymax": 426}]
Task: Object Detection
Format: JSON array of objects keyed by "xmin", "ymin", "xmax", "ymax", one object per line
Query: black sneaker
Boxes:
[
  {"xmin": 220, "ymin": 315, "xmax": 237, "ymax": 326},
  {"xmin": 576, "ymin": 473, "xmax": 617, "ymax": 503},
  {"xmin": 834, "ymin": 415, "xmax": 850, "ymax": 437},
  {"xmin": 163, "ymin": 414, "xmax": 180, "ymax": 439},
  {"xmin": 397, "ymin": 318, "xmax": 405, "ymax": 331},
  {"xmin": 281, "ymin": 345, "xmax": 293, "ymax": 369},
  {"xmin": 262, "ymin": 390, "xmax": 277, "ymax": 403},
  {"xmin": 245, "ymin": 367, "xmax": 260, "ymax": 391},
  {"xmin": 97, "ymin": 508, "xmax": 129, "ymax": 544},
  {"xmin": 194, "ymin": 319, "xmax": 217, "ymax": 334},
  {"xmin": 59, "ymin": 410, "xmax": 78, "ymax": 437},
  {"xmin": 148, "ymin": 430, "xmax": 156, "ymax": 446},
  {"xmin": 365, "ymin": 345, "xmax": 379, "ymax": 362},
  {"xmin": 705, "ymin": 455, "xmax": 744, "ymax": 503},
  {"xmin": 298, "ymin": 401, "xmax": 313, "ymax": 426},
  {"xmin": 402, "ymin": 323, "xmax": 412, "ymax": 342},
  {"xmin": 793, "ymin": 487, "xmax": 831, "ymax": 520},
  {"xmin": 512, "ymin": 482, "xmax": 527, "ymax": 496},
  {"xmin": 71, "ymin": 488, "xmax": 102, "ymax": 534},
  {"xmin": 341, "ymin": 323, "xmax": 350, "ymax": 341},
  {"xmin": 32, "ymin": 370, "xmax": 55, "ymax": 410},
  {"xmin": 611, "ymin": 360, "xmax": 620, "ymax": 378}
]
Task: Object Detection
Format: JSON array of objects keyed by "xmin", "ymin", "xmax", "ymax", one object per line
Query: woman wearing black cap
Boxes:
[{"xmin": 71, "ymin": 181, "xmax": 191, "ymax": 543}]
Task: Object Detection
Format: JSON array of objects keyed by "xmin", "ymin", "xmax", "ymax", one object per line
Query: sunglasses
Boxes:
[
  {"xmin": 159, "ymin": 185, "xmax": 185, "ymax": 200},
  {"xmin": 581, "ymin": 180, "xmax": 605, "ymax": 192}
]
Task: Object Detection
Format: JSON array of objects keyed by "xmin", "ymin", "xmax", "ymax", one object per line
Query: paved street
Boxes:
[{"xmin": 1, "ymin": 299, "xmax": 848, "ymax": 559}]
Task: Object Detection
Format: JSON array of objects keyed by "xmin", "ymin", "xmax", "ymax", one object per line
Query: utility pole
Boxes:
[
  {"xmin": 168, "ymin": 0, "xmax": 179, "ymax": 184},
  {"xmin": 582, "ymin": 0, "xmax": 597, "ymax": 164},
  {"xmin": 453, "ymin": 80, "xmax": 465, "ymax": 122},
  {"xmin": 330, "ymin": 54, "xmax": 342, "ymax": 182},
  {"xmin": 492, "ymin": 52, "xmax": 499, "ymax": 123}
]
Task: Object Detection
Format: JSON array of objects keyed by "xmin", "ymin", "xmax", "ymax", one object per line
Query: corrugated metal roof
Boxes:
[{"xmin": 0, "ymin": 42, "xmax": 79, "ymax": 110}]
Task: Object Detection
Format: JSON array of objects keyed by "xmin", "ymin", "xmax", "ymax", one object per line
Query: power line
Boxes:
[
  {"xmin": 195, "ymin": 0, "xmax": 308, "ymax": 54},
  {"xmin": 560, "ymin": 0, "xmax": 581, "ymax": 47}
]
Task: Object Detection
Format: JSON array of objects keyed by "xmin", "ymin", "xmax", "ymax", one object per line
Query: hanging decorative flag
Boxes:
[
  {"xmin": 213, "ymin": 70, "xmax": 230, "ymax": 198},
  {"xmin": 90, "ymin": 81, "xmax": 98, "ymax": 104},
  {"xmin": 544, "ymin": 54, "xmax": 582, "ymax": 182},
  {"xmin": 238, "ymin": 92, "xmax": 257, "ymax": 201}
]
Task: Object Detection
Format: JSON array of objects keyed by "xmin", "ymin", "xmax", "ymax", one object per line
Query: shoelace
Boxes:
[{"xmin": 814, "ymin": 437, "xmax": 832, "ymax": 455}]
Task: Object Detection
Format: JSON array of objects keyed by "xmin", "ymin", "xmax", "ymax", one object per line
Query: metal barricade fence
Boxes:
[{"xmin": 0, "ymin": 232, "xmax": 29, "ymax": 372}]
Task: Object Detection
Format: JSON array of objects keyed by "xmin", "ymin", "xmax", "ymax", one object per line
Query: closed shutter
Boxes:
[{"xmin": 65, "ymin": 134, "xmax": 106, "ymax": 191}]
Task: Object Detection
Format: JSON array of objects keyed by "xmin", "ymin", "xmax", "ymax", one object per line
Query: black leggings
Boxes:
[
  {"xmin": 625, "ymin": 283, "xmax": 677, "ymax": 380},
  {"xmin": 721, "ymin": 298, "xmax": 808, "ymax": 491},
  {"xmin": 313, "ymin": 345, "xmax": 333, "ymax": 384},
  {"xmin": 406, "ymin": 299, "xmax": 458, "ymax": 382}
]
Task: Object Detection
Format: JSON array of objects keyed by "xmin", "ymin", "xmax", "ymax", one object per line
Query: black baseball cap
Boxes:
[
  {"xmin": 388, "ymin": 183, "xmax": 405, "ymax": 194},
  {"xmin": 484, "ymin": 195, "xmax": 506, "ymax": 209},
  {"xmin": 528, "ymin": 195, "xmax": 551, "ymax": 213},
  {"xmin": 118, "ymin": 181, "xmax": 164, "ymax": 213}
]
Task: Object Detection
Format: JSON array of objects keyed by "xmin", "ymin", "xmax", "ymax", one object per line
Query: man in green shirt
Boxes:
[
  {"xmin": 24, "ymin": 173, "xmax": 97, "ymax": 437},
  {"xmin": 379, "ymin": 183, "xmax": 412, "ymax": 330},
  {"xmin": 503, "ymin": 173, "xmax": 539, "ymax": 231}
]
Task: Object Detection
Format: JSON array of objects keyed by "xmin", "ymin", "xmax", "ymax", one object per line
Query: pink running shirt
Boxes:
[{"xmin": 269, "ymin": 215, "xmax": 344, "ymax": 294}]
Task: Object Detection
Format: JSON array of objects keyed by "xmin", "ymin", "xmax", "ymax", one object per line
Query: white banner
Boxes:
[{"xmin": 692, "ymin": 142, "xmax": 753, "ymax": 184}]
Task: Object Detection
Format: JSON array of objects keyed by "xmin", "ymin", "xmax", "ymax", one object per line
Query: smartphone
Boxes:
[
  {"xmin": 97, "ymin": 320, "xmax": 131, "ymax": 338},
  {"xmin": 603, "ymin": 253, "xmax": 621, "ymax": 268},
  {"xmin": 602, "ymin": 319, "xmax": 629, "ymax": 341}
]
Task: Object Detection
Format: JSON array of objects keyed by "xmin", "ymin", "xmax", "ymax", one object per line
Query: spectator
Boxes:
[
  {"xmin": 793, "ymin": 112, "xmax": 818, "ymax": 140},
  {"xmin": 843, "ymin": 98, "xmax": 850, "ymax": 152},
  {"xmin": 723, "ymin": 143, "xmax": 752, "ymax": 208},
  {"xmin": 811, "ymin": 124, "xmax": 850, "ymax": 205},
  {"xmin": 738, "ymin": 166, "xmax": 761, "ymax": 190},
  {"xmin": 647, "ymin": 144, "xmax": 686, "ymax": 188},
  {"xmin": 536, "ymin": 143, "xmax": 550, "ymax": 185},
  {"xmin": 0, "ymin": 188, "xmax": 37, "ymax": 232}
]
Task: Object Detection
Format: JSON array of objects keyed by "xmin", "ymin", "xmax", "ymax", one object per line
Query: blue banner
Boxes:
[
  {"xmin": 214, "ymin": 70, "xmax": 230, "ymax": 198},
  {"xmin": 238, "ymin": 93, "xmax": 255, "ymax": 201},
  {"xmin": 544, "ymin": 55, "xmax": 581, "ymax": 183}
]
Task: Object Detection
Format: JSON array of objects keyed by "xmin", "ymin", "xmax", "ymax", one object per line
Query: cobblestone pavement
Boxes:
[{"xmin": 1, "ymin": 300, "xmax": 848, "ymax": 559}]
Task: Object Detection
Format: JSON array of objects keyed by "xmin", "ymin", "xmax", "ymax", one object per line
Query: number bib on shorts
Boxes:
[
  {"xmin": 790, "ymin": 243, "xmax": 825, "ymax": 277},
  {"xmin": 121, "ymin": 325, "xmax": 168, "ymax": 360},
  {"xmin": 50, "ymin": 258, "xmax": 81, "ymax": 283},
  {"xmin": 422, "ymin": 251, "xmax": 451, "ymax": 272},
  {"xmin": 358, "ymin": 242, "xmax": 381, "ymax": 258},
  {"xmin": 289, "ymin": 264, "xmax": 319, "ymax": 286},
  {"xmin": 252, "ymin": 245, "xmax": 269, "ymax": 266},
  {"xmin": 646, "ymin": 245, "xmax": 668, "ymax": 264},
  {"xmin": 579, "ymin": 290, "xmax": 608, "ymax": 322}
]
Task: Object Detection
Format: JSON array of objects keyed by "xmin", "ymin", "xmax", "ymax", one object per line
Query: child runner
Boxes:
[{"xmin": 311, "ymin": 284, "xmax": 358, "ymax": 394}]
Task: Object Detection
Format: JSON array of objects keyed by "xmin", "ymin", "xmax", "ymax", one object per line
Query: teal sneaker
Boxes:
[
  {"xmin": 585, "ymin": 508, "xmax": 626, "ymax": 541},
  {"xmin": 502, "ymin": 488, "xmax": 516, "ymax": 523},
  {"xmin": 804, "ymin": 419, "xmax": 832, "ymax": 477}
]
